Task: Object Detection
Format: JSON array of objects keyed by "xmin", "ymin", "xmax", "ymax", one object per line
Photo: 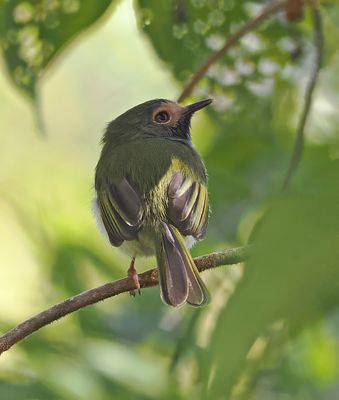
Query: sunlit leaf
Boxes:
[{"xmin": 0, "ymin": 0, "xmax": 116, "ymax": 97}]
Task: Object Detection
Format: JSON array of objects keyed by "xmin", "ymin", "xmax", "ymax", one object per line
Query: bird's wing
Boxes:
[
  {"xmin": 97, "ymin": 178, "xmax": 143, "ymax": 247},
  {"xmin": 167, "ymin": 171, "xmax": 209, "ymax": 240}
]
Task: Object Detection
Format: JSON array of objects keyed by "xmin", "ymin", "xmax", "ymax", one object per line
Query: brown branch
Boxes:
[
  {"xmin": 0, "ymin": 246, "xmax": 249, "ymax": 355},
  {"xmin": 282, "ymin": 5, "xmax": 324, "ymax": 190},
  {"xmin": 177, "ymin": 0, "xmax": 288, "ymax": 103}
]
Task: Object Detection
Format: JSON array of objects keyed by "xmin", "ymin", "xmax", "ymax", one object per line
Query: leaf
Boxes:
[
  {"xmin": 135, "ymin": 0, "xmax": 301, "ymax": 106},
  {"xmin": 203, "ymin": 157, "xmax": 339, "ymax": 399},
  {"xmin": 204, "ymin": 97, "xmax": 287, "ymax": 241},
  {"xmin": 0, "ymin": 0, "xmax": 116, "ymax": 98}
]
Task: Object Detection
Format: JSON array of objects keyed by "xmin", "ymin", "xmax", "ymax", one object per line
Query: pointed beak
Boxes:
[{"xmin": 184, "ymin": 98, "xmax": 213, "ymax": 115}]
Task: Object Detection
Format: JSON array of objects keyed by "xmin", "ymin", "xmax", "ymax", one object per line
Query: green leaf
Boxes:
[
  {"xmin": 204, "ymin": 156, "xmax": 339, "ymax": 399},
  {"xmin": 135, "ymin": 0, "xmax": 301, "ymax": 105},
  {"xmin": 0, "ymin": 0, "xmax": 116, "ymax": 98}
]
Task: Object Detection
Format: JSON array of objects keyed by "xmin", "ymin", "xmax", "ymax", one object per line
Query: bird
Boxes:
[{"xmin": 93, "ymin": 98, "xmax": 212, "ymax": 307}]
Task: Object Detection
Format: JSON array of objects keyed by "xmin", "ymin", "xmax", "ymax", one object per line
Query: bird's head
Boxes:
[{"xmin": 103, "ymin": 98, "xmax": 212, "ymax": 145}]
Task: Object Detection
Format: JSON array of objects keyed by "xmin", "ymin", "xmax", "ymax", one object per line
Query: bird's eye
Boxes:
[{"xmin": 154, "ymin": 111, "xmax": 170, "ymax": 124}]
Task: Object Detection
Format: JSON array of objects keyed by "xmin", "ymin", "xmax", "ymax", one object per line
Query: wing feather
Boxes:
[
  {"xmin": 167, "ymin": 171, "xmax": 209, "ymax": 240},
  {"xmin": 97, "ymin": 178, "xmax": 143, "ymax": 247}
]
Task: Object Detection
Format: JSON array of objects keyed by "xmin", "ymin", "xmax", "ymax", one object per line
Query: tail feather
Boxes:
[{"xmin": 156, "ymin": 223, "xmax": 209, "ymax": 307}]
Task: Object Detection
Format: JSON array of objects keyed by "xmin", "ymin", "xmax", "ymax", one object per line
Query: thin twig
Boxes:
[
  {"xmin": 282, "ymin": 6, "xmax": 323, "ymax": 190},
  {"xmin": 0, "ymin": 246, "xmax": 249, "ymax": 355},
  {"xmin": 177, "ymin": 0, "xmax": 288, "ymax": 103}
]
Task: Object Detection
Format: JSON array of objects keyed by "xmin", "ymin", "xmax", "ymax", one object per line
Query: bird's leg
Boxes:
[{"xmin": 128, "ymin": 257, "xmax": 141, "ymax": 296}]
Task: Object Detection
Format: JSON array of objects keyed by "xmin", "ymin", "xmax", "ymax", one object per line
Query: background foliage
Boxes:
[{"xmin": 1, "ymin": 0, "xmax": 339, "ymax": 399}]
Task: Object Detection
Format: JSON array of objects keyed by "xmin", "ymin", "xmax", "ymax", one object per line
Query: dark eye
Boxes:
[{"xmin": 154, "ymin": 111, "xmax": 170, "ymax": 124}]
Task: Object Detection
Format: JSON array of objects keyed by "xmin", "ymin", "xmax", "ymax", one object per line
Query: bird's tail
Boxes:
[{"xmin": 155, "ymin": 223, "xmax": 210, "ymax": 307}]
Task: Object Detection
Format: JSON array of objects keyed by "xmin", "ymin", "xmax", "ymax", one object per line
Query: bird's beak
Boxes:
[{"xmin": 184, "ymin": 98, "xmax": 213, "ymax": 115}]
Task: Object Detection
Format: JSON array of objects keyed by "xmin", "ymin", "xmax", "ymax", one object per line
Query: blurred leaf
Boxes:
[
  {"xmin": 202, "ymin": 92, "xmax": 291, "ymax": 242},
  {"xmin": 135, "ymin": 0, "xmax": 301, "ymax": 105},
  {"xmin": 170, "ymin": 309, "xmax": 202, "ymax": 371},
  {"xmin": 204, "ymin": 156, "xmax": 339, "ymax": 398},
  {"xmin": 0, "ymin": 0, "xmax": 116, "ymax": 98},
  {"xmin": 0, "ymin": 380, "xmax": 59, "ymax": 400}
]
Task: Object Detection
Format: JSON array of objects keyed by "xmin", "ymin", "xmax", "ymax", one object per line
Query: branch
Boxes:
[
  {"xmin": 282, "ymin": 5, "xmax": 324, "ymax": 190},
  {"xmin": 0, "ymin": 246, "xmax": 249, "ymax": 355},
  {"xmin": 177, "ymin": 0, "xmax": 288, "ymax": 103}
]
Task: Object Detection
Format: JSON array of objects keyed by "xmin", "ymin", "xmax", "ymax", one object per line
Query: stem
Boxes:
[{"xmin": 282, "ymin": 6, "xmax": 323, "ymax": 190}]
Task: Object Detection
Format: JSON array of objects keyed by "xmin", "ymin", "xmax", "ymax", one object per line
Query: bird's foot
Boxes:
[{"xmin": 128, "ymin": 257, "xmax": 141, "ymax": 297}]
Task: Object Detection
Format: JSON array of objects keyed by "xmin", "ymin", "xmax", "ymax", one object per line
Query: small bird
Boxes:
[{"xmin": 94, "ymin": 98, "xmax": 212, "ymax": 307}]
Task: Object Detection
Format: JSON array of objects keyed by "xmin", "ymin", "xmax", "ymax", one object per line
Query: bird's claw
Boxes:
[{"xmin": 129, "ymin": 288, "xmax": 141, "ymax": 297}]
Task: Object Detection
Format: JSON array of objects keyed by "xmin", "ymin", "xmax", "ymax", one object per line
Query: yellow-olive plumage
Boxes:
[{"xmin": 94, "ymin": 98, "xmax": 212, "ymax": 307}]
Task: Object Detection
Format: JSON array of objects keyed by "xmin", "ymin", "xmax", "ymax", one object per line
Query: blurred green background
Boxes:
[{"xmin": 1, "ymin": 0, "xmax": 339, "ymax": 399}]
